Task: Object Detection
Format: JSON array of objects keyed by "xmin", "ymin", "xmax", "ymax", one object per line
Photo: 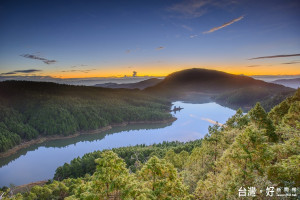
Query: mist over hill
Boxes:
[
  {"xmin": 94, "ymin": 78, "xmax": 162, "ymax": 89},
  {"xmin": 0, "ymin": 76, "xmax": 158, "ymax": 86},
  {"xmin": 271, "ymin": 78, "xmax": 300, "ymax": 89}
]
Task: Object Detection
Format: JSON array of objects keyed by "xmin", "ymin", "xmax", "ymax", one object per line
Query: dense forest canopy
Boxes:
[
  {"xmin": 0, "ymin": 81, "xmax": 172, "ymax": 152},
  {"xmin": 1, "ymin": 88, "xmax": 299, "ymax": 199}
]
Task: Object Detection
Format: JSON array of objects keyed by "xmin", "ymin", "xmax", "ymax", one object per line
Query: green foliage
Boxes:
[
  {"xmin": 54, "ymin": 140, "xmax": 201, "ymax": 180},
  {"xmin": 225, "ymin": 108, "xmax": 249, "ymax": 129},
  {"xmin": 249, "ymin": 102, "xmax": 277, "ymax": 142},
  {"xmin": 193, "ymin": 89, "xmax": 300, "ymax": 199},
  {"xmin": 92, "ymin": 151, "xmax": 129, "ymax": 197},
  {"xmin": 0, "ymin": 122, "xmax": 21, "ymax": 152},
  {"xmin": 5, "ymin": 87, "xmax": 300, "ymax": 200},
  {"xmin": 138, "ymin": 156, "xmax": 190, "ymax": 199},
  {"xmin": 268, "ymin": 155, "xmax": 300, "ymax": 187},
  {"xmin": 214, "ymin": 87, "xmax": 294, "ymax": 112},
  {"xmin": 0, "ymin": 81, "xmax": 172, "ymax": 152},
  {"xmin": 164, "ymin": 149, "xmax": 188, "ymax": 171},
  {"xmin": 269, "ymin": 88, "xmax": 300, "ymax": 140},
  {"xmin": 17, "ymin": 152, "xmax": 190, "ymax": 200}
]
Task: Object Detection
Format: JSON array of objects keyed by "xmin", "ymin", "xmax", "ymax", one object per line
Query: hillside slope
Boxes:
[
  {"xmin": 146, "ymin": 68, "xmax": 294, "ymax": 110},
  {"xmin": 0, "ymin": 81, "xmax": 172, "ymax": 153}
]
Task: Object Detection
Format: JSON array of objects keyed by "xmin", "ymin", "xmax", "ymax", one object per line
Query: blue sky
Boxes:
[{"xmin": 0, "ymin": 0, "xmax": 299, "ymax": 78}]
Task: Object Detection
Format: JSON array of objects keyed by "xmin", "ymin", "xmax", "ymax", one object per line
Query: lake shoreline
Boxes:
[
  {"xmin": 12, "ymin": 180, "xmax": 48, "ymax": 194},
  {"xmin": 0, "ymin": 117, "xmax": 176, "ymax": 159}
]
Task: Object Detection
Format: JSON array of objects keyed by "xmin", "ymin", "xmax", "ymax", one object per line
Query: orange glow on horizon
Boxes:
[{"xmin": 41, "ymin": 63, "xmax": 300, "ymax": 79}]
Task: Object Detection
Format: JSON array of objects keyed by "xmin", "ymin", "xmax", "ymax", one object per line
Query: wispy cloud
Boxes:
[
  {"xmin": 190, "ymin": 34, "xmax": 198, "ymax": 38},
  {"xmin": 168, "ymin": 0, "xmax": 209, "ymax": 18},
  {"xmin": 246, "ymin": 65, "xmax": 260, "ymax": 68},
  {"xmin": 71, "ymin": 64, "xmax": 88, "ymax": 68},
  {"xmin": 181, "ymin": 24, "xmax": 193, "ymax": 31},
  {"xmin": 156, "ymin": 46, "xmax": 165, "ymax": 50},
  {"xmin": 249, "ymin": 54, "xmax": 300, "ymax": 60},
  {"xmin": 125, "ymin": 47, "xmax": 141, "ymax": 54},
  {"xmin": 282, "ymin": 61, "xmax": 300, "ymax": 65},
  {"xmin": 168, "ymin": 0, "xmax": 238, "ymax": 19},
  {"xmin": 61, "ymin": 69, "xmax": 96, "ymax": 74},
  {"xmin": 1, "ymin": 69, "xmax": 42, "ymax": 75},
  {"xmin": 20, "ymin": 54, "xmax": 57, "ymax": 64},
  {"xmin": 203, "ymin": 15, "xmax": 244, "ymax": 34}
]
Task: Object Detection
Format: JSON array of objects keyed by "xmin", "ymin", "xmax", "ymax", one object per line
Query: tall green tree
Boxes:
[
  {"xmin": 138, "ymin": 156, "xmax": 190, "ymax": 199},
  {"xmin": 249, "ymin": 102, "xmax": 277, "ymax": 142}
]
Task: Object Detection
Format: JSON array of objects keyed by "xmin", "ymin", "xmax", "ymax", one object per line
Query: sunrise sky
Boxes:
[{"xmin": 0, "ymin": 0, "xmax": 299, "ymax": 78}]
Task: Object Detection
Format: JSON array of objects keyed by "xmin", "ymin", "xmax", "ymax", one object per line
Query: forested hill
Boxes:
[
  {"xmin": 3, "ymin": 89, "xmax": 298, "ymax": 199},
  {"xmin": 94, "ymin": 78, "xmax": 162, "ymax": 89},
  {"xmin": 0, "ymin": 81, "xmax": 172, "ymax": 153},
  {"xmin": 145, "ymin": 68, "xmax": 295, "ymax": 110}
]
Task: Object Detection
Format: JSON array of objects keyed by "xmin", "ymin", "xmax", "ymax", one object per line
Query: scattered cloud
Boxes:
[
  {"xmin": 249, "ymin": 53, "xmax": 300, "ymax": 60},
  {"xmin": 1, "ymin": 69, "xmax": 42, "ymax": 75},
  {"xmin": 168, "ymin": 0, "xmax": 209, "ymax": 18},
  {"xmin": 133, "ymin": 71, "xmax": 137, "ymax": 77},
  {"xmin": 168, "ymin": 0, "xmax": 238, "ymax": 19},
  {"xmin": 61, "ymin": 69, "xmax": 96, "ymax": 74},
  {"xmin": 282, "ymin": 61, "xmax": 300, "ymax": 64},
  {"xmin": 190, "ymin": 34, "xmax": 198, "ymax": 38},
  {"xmin": 20, "ymin": 54, "xmax": 57, "ymax": 64},
  {"xmin": 203, "ymin": 15, "xmax": 244, "ymax": 34},
  {"xmin": 181, "ymin": 24, "xmax": 193, "ymax": 31},
  {"xmin": 71, "ymin": 64, "xmax": 88, "ymax": 68},
  {"xmin": 125, "ymin": 47, "xmax": 141, "ymax": 54},
  {"xmin": 156, "ymin": 46, "xmax": 165, "ymax": 50},
  {"xmin": 246, "ymin": 65, "xmax": 260, "ymax": 68}
]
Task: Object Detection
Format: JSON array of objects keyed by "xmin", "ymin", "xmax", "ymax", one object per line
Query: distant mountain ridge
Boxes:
[
  {"xmin": 94, "ymin": 78, "xmax": 162, "ymax": 89},
  {"xmin": 271, "ymin": 78, "xmax": 300, "ymax": 89}
]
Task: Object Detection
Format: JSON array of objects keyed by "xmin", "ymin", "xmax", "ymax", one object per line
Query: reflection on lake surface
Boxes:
[{"xmin": 0, "ymin": 102, "xmax": 236, "ymax": 187}]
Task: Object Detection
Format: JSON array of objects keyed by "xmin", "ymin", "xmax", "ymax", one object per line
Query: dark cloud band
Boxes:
[
  {"xmin": 1, "ymin": 69, "xmax": 42, "ymax": 75},
  {"xmin": 249, "ymin": 54, "xmax": 300, "ymax": 60},
  {"xmin": 21, "ymin": 54, "xmax": 57, "ymax": 64},
  {"xmin": 282, "ymin": 61, "xmax": 300, "ymax": 65}
]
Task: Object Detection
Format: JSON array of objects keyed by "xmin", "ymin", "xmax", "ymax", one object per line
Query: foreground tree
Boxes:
[
  {"xmin": 249, "ymin": 103, "xmax": 277, "ymax": 142},
  {"xmin": 195, "ymin": 126, "xmax": 273, "ymax": 199},
  {"xmin": 138, "ymin": 156, "xmax": 191, "ymax": 199}
]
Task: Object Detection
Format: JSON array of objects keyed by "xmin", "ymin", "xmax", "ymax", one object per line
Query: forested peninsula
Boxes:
[
  {"xmin": 0, "ymin": 81, "xmax": 173, "ymax": 154},
  {"xmin": 2, "ymin": 88, "xmax": 299, "ymax": 199}
]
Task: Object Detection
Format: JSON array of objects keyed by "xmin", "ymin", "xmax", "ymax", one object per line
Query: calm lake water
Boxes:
[{"xmin": 0, "ymin": 102, "xmax": 236, "ymax": 187}]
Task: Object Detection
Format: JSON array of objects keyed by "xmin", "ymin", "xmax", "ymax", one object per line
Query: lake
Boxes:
[{"xmin": 0, "ymin": 102, "xmax": 236, "ymax": 187}]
